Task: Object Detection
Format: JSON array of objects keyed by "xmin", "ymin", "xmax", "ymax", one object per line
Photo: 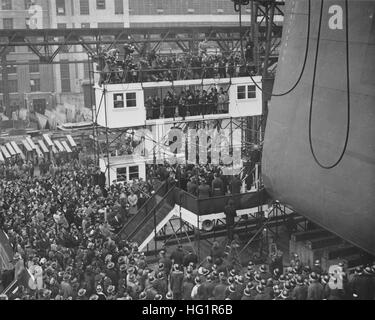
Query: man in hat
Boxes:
[
  {"xmin": 233, "ymin": 275, "xmax": 246, "ymax": 300},
  {"xmin": 144, "ymin": 275, "xmax": 158, "ymax": 300},
  {"xmin": 191, "ymin": 276, "xmax": 202, "ymax": 300},
  {"xmin": 181, "ymin": 274, "xmax": 194, "ymax": 300},
  {"xmin": 170, "ymin": 264, "xmax": 184, "ymax": 300},
  {"xmin": 224, "ymin": 199, "xmax": 237, "ymax": 241},
  {"xmin": 229, "ymin": 175, "xmax": 242, "ymax": 195},
  {"xmin": 212, "ymin": 173, "xmax": 224, "ymax": 197},
  {"xmin": 183, "ymin": 249, "xmax": 198, "ymax": 268},
  {"xmin": 198, "ymin": 179, "xmax": 211, "ymax": 199},
  {"xmin": 106, "ymin": 262, "xmax": 118, "ymax": 285},
  {"xmin": 254, "ymin": 284, "xmax": 268, "ymax": 300},
  {"xmin": 159, "ymin": 249, "xmax": 172, "ymax": 276},
  {"xmin": 259, "ymin": 264, "xmax": 272, "ymax": 281},
  {"xmin": 291, "ymin": 275, "xmax": 308, "ymax": 300},
  {"xmin": 349, "ymin": 266, "xmax": 375, "ymax": 300},
  {"xmin": 13, "ymin": 253, "xmax": 25, "ymax": 282},
  {"xmin": 60, "ymin": 273, "xmax": 73, "ymax": 299},
  {"xmin": 307, "ymin": 272, "xmax": 324, "ymax": 300},
  {"xmin": 187, "ymin": 177, "xmax": 198, "ymax": 196},
  {"xmin": 77, "ymin": 288, "xmax": 88, "ymax": 300},
  {"xmin": 226, "ymin": 284, "xmax": 237, "ymax": 300},
  {"xmin": 312, "ymin": 260, "xmax": 323, "ymax": 275},
  {"xmin": 155, "ymin": 272, "xmax": 168, "ymax": 297},
  {"xmin": 170, "ymin": 245, "xmax": 185, "ymax": 266},
  {"xmin": 212, "ymin": 275, "xmax": 228, "ymax": 300},
  {"xmin": 96, "ymin": 285, "xmax": 107, "ymax": 300}
]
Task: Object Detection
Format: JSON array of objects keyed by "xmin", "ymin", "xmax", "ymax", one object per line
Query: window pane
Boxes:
[
  {"xmin": 97, "ymin": 0, "xmax": 106, "ymax": 9},
  {"xmin": 114, "ymin": 93, "xmax": 124, "ymax": 108},
  {"xmin": 129, "ymin": 166, "xmax": 139, "ymax": 180},
  {"xmin": 29, "ymin": 61, "xmax": 40, "ymax": 73},
  {"xmin": 9, "ymin": 80, "xmax": 18, "ymax": 93},
  {"xmin": 30, "ymin": 79, "xmax": 40, "ymax": 92},
  {"xmin": 80, "ymin": 0, "xmax": 90, "ymax": 14},
  {"xmin": 60, "ymin": 61, "xmax": 71, "ymax": 92},
  {"xmin": 6, "ymin": 65, "xmax": 17, "ymax": 74},
  {"xmin": 247, "ymin": 85, "xmax": 256, "ymax": 99},
  {"xmin": 2, "ymin": 0, "xmax": 12, "ymax": 10},
  {"xmin": 237, "ymin": 86, "xmax": 246, "ymax": 100},
  {"xmin": 115, "ymin": 0, "xmax": 124, "ymax": 14},
  {"xmin": 3, "ymin": 18, "xmax": 13, "ymax": 29},
  {"xmin": 56, "ymin": 0, "xmax": 66, "ymax": 15},
  {"xmin": 117, "ymin": 167, "xmax": 127, "ymax": 182},
  {"xmin": 126, "ymin": 92, "xmax": 137, "ymax": 108}
]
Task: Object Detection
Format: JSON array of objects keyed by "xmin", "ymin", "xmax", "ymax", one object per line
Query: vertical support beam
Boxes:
[
  {"xmin": 103, "ymin": 85, "xmax": 111, "ymax": 186},
  {"xmin": 251, "ymin": 1, "xmax": 260, "ymax": 74},
  {"xmin": 262, "ymin": 3, "xmax": 275, "ymax": 126},
  {"xmin": 154, "ymin": 208, "xmax": 158, "ymax": 257},
  {"xmin": 1, "ymin": 54, "xmax": 10, "ymax": 118}
]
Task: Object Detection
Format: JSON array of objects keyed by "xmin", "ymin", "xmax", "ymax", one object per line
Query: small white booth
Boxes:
[
  {"xmin": 99, "ymin": 155, "xmax": 147, "ymax": 186},
  {"xmin": 94, "ymin": 76, "xmax": 262, "ymax": 129}
]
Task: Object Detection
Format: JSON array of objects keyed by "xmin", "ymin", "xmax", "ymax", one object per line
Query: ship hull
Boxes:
[{"xmin": 263, "ymin": 0, "xmax": 375, "ymax": 255}]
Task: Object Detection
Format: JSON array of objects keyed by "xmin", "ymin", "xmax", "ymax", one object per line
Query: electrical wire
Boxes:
[
  {"xmin": 308, "ymin": 0, "xmax": 351, "ymax": 169},
  {"xmin": 240, "ymin": 0, "xmax": 312, "ymax": 97}
]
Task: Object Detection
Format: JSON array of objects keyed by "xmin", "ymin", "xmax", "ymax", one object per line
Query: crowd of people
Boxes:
[
  {"xmin": 96, "ymin": 40, "xmax": 255, "ymax": 86},
  {"xmin": 145, "ymin": 86, "xmax": 230, "ymax": 120},
  {"xmin": 1, "ymin": 155, "xmax": 374, "ymax": 300}
]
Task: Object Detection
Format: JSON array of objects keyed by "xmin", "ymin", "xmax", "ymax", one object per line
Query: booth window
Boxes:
[
  {"xmin": 126, "ymin": 92, "xmax": 137, "ymax": 108},
  {"xmin": 237, "ymin": 86, "xmax": 246, "ymax": 100},
  {"xmin": 129, "ymin": 166, "xmax": 139, "ymax": 180},
  {"xmin": 247, "ymin": 85, "xmax": 256, "ymax": 99},
  {"xmin": 114, "ymin": 93, "xmax": 124, "ymax": 108},
  {"xmin": 117, "ymin": 167, "xmax": 127, "ymax": 182}
]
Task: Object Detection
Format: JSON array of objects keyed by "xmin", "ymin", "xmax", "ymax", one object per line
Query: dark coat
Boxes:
[
  {"xmin": 198, "ymin": 184, "xmax": 211, "ymax": 198},
  {"xmin": 307, "ymin": 281, "xmax": 324, "ymax": 300},
  {"xmin": 292, "ymin": 284, "xmax": 308, "ymax": 300},
  {"xmin": 212, "ymin": 283, "xmax": 227, "ymax": 300},
  {"xmin": 229, "ymin": 177, "xmax": 242, "ymax": 194},
  {"xmin": 224, "ymin": 204, "xmax": 237, "ymax": 226},
  {"xmin": 170, "ymin": 271, "xmax": 184, "ymax": 294}
]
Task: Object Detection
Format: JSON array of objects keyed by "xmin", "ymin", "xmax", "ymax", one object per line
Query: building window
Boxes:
[
  {"xmin": 60, "ymin": 61, "xmax": 71, "ymax": 92},
  {"xmin": 237, "ymin": 86, "xmax": 246, "ymax": 100},
  {"xmin": 0, "ymin": 80, "xmax": 3, "ymax": 93},
  {"xmin": 114, "ymin": 0, "xmax": 123, "ymax": 14},
  {"xmin": 113, "ymin": 93, "xmax": 124, "ymax": 109},
  {"xmin": 30, "ymin": 79, "xmax": 40, "ymax": 92},
  {"xmin": 96, "ymin": 0, "xmax": 106, "ymax": 9},
  {"xmin": 3, "ymin": 18, "xmax": 14, "ymax": 29},
  {"xmin": 117, "ymin": 167, "xmax": 127, "ymax": 182},
  {"xmin": 129, "ymin": 166, "xmax": 139, "ymax": 181},
  {"xmin": 247, "ymin": 85, "xmax": 256, "ymax": 99},
  {"xmin": 97, "ymin": 22, "xmax": 123, "ymax": 28},
  {"xmin": 126, "ymin": 92, "xmax": 137, "ymax": 108},
  {"xmin": 56, "ymin": 0, "xmax": 66, "ymax": 15},
  {"xmin": 237, "ymin": 85, "xmax": 257, "ymax": 100},
  {"xmin": 57, "ymin": 23, "xmax": 67, "ymax": 29},
  {"xmin": 33, "ymin": 99, "xmax": 46, "ymax": 114},
  {"xmin": 1, "ymin": 0, "xmax": 12, "ymax": 10},
  {"xmin": 29, "ymin": 61, "xmax": 40, "ymax": 73},
  {"xmin": 80, "ymin": 0, "xmax": 90, "ymax": 15},
  {"xmin": 6, "ymin": 65, "xmax": 17, "ymax": 74},
  {"xmin": 8, "ymin": 80, "xmax": 18, "ymax": 93},
  {"xmin": 81, "ymin": 23, "xmax": 90, "ymax": 28}
]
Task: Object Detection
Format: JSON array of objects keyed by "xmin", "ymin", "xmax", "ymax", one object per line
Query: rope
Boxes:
[
  {"xmin": 240, "ymin": 0, "xmax": 312, "ymax": 97},
  {"xmin": 308, "ymin": 0, "xmax": 351, "ymax": 169}
]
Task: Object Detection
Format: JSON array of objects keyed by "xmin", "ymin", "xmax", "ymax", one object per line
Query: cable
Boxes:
[
  {"xmin": 240, "ymin": 0, "xmax": 311, "ymax": 97},
  {"xmin": 308, "ymin": 0, "xmax": 351, "ymax": 169}
]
